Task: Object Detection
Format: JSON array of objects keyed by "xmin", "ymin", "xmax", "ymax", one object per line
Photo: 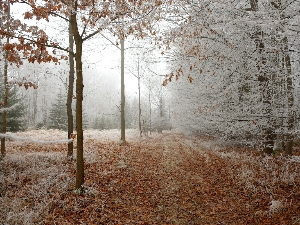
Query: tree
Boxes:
[
  {"xmin": 143, "ymin": 69, "xmax": 158, "ymax": 135},
  {"xmin": 1, "ymin": 0, "xmax": 10, "ymax": 159},
  {"xmin": 0, "ymin": 80, "xmax": 26, "ymax": 132},
  {"xmin": 146, "ymin": 68, "xmax": 171, "ymax": 133},
  {"xmin": 66, "ymin": 0, "xmax": 169, "ymax": 189},
  {"xmin": 48, "ymin": 90, "xmax": 68, "ymax": 131},
  {"xmin": 125, "ymin": 38, "xmax": 157, "ymax": 135},
  {"xmin": 125, "ymin": 96, "xmax": 138, "ymax": 129},
  {"xmin": 93, "ymin": 116, "xmax": 105, "ymax": 130},
  {"xmin": 10, "ymin": 0, "xmax": 170, "ymax": 190},
  {"xmin": 126, "ymin": 54, "xmax": 144, "ymax": 135},
  {"xmin": 0, "ymin": 0, "xmax": 191, "ymax": 189},
  {"xmin": 67, "ymin": 21, "xmax": 75, "ymax": 157},
  {"xmin": 0, "ymin": 0, "xmax": 60, "ymax": 158},
  {"xmin": 121, "ymin": 38, "xmax": 125, "ymax": 141},
  {"xmin": 162, "ymin": 0, "xmax": 299, "ymax": 153}
]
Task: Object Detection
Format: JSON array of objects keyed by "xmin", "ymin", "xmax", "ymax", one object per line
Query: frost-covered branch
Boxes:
[{"xmin": 0, "ymin": 102, "xmax": 21, "ymax": 113}]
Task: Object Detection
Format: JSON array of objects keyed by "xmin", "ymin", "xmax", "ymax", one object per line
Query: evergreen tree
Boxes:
[
  {"xmin": 93, "ymin": 116, "xmax": 106, "ymax": 130},
  {"xmin": 82, "ymin": 110, "xmax": 89, "ymax": 130},
  {"xmin": 0, "ymin": 80, "xmax": 26, "ymax": 132},
  {"xmin": 48, "ymin": 90, "xmax": 68, "ymax": 130}
]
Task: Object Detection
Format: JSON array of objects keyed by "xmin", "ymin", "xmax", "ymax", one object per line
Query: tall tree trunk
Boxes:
[
  {"xmin": 138, "ymin": 59, "xmax": 141, "ymax": 136},
  {"xmin": 43, "ymin": 95, "xmax": 47, "ymax": 125},
  {"xmin": 250, "ymin": 0, "xmax": 275, "ymax": 153},
  {"xmin": 33, "ymin": 81, "xmax": 38, "ymax": 127},
  {"xmin": 257, "ymin": 32, "xmax": 275, "ymax": 154},
  {"xmin": 67, "ymin": 20, "xmax": 75, "ymax": 158},
  {"xmin": 34, "ymin": 93, "xmax": 37, "ymax": 125},
  {"xmin": 149, "ymin": 89, "xmax": 152, "ymax": 135},
  {"xmin": 70, "ymin": 8, "xmax": 84, "ymax": 190},
  {"xmin": 1, "ymin": 46, "xmax": 9, "ymax": 159},
  {"xmin": 1, "ymin": 0, "xmax": 10, "ymax": 159},
  {"xmin": 121, "ymin": 38, "xmax": 125, "ymax": 141},
  {"xmin": 138, "ymin": 77, "xmax": 141, "ymax": 136},
  {"xmin": 283, "ymin": 37, "xmax": 294, "ymax": 155},
  {"xmin": 269, "ymin": 0, "xmax": 294, "ymax": 155},
  {"xmin": 158, "ymin": 95, "xmax": 163, "ymax": 133}
]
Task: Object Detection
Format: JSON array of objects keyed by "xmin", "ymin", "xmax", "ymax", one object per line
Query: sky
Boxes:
[{"xmin": 9, "ymin": 2, "xmax": 169, "ymax": 97}]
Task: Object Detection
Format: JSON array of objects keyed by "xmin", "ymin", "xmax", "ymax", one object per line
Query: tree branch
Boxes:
[
  {"xmin": 4, "ymin": 31, "xmax": 75, "ymax": 56},
  {"xmin": 82, "ymin": 29, "xmax": 100, "ymax": 42},
  {"xmin": 98, "ymin": 32, "xmax": 120, "ymax": 49},
  {"xmin": 48, "ymin": 11, "xmax": 69, "ymax": 22}
]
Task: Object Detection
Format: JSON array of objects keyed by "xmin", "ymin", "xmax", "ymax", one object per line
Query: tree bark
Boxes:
[
  {"xmin": 67, "ymin": 20, "xmax": 75, "ymax": 158},
  {"xmin": 250, "ymin": 0, "xmax": 275, "ymax": 153},
  {"xmin": 1, "ymin": 47, "xmax": 9, "ymax": 159},
  {"xmin": 158, "ymin": 95, "xmax": 163, "ymax": 133},
  {"xmin": 33, "ymin": 87, "xmax": 38, "ymax": 126},
  {"xmin": 138, "ymin": 60, "xmax": 142, "ymax": 137},
  {"xmin": 121, "ymin": 38, "xmax": 125, "ymax": 141},
  {"xmin": 149, "ymin": 88, "xmax": 152, "ymax": 135},
  {"xmin": 1, "ymin": 0, "xmax": 10, "ymax": 159},
  {"xmin": 269, "ymin": 0, "xmax": 294, "ymax": 155},
  {"xmin": 70, "ymin": 7, "xmax": 84, "ymax": 190},
  {"xmin": 283, "ymin": 37, "xmax": 294, "ymax": 155},
  {"xmin": 258, "ymin": 34, "xmax": 275, "ymax": 154}
]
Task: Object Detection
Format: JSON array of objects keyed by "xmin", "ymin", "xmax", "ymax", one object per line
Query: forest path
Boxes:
[
  {"xmin": 45, "ymin": 131, "xmax": 295, "ymax": 224},
  {"xmin": 1, "ymin": 130, "xmax": 298, "ymax": 224}
]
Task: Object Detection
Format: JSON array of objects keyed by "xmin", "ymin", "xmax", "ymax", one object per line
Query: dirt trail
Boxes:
[
  {"xmin": 2, "ymin": 130, "xmax": 299, "ymax": 224},
  {"xmin": 135, "ymin": 133, "xmax": 244, "ymax": 224}
]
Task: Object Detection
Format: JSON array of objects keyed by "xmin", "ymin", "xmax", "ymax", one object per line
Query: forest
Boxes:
[{"xmin": 0, "ymin": 0, "xmax": 300, "ymax": 224}]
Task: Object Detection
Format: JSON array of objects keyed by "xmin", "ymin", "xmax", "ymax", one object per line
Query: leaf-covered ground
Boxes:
[{"xmin": 1, "ymin": 129, "xmax": 300, "ymax": 224}]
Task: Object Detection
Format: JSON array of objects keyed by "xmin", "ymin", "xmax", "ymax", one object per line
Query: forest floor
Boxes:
[{"xmin": 1, "ymin": 129, "xmax": 300, "ymax": 224}]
